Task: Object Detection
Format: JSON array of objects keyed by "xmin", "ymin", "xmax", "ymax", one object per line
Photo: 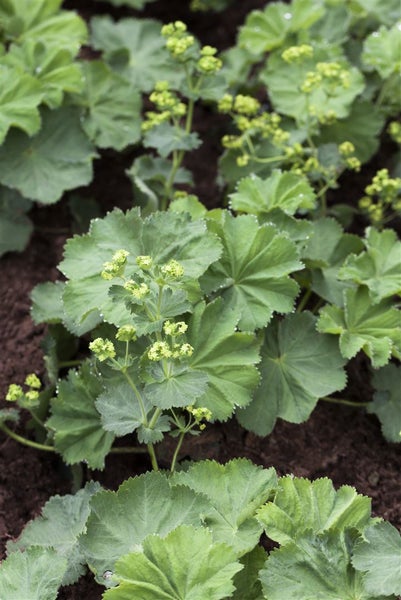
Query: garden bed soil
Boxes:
[{"xmin": 0, "ymin": 1, "xmax": 400, "ymax": 598}]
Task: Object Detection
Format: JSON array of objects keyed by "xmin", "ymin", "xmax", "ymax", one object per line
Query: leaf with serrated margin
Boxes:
[
  {"xmin": 46, "ymin": 362, "xmax": 114, "ymax": 469},
  {"xmin": 0, "ymin": 65, "xmax": 42, "ymax": 144},
  {"xmin": 103, "ymin": 525, "xmax": 242, "ymax": 600},
  {"xmin": 352, "ymin": 521, "xmax": 401, "ymax": 597},
  {"xmin": 90, "ymin": 16, "xmax": 182, "ymax": 92},
  {"xmin": 7, "ymin": 482, "xmax": 101, "ymax": 586},
  {"xmin": 229, "ymin": 170, "xmax": 316, "ymax": 217},
  {"xmin": 237, "ymin": 312, "xmax": 346, "ymax": 436},
  {"xmin": 303, "ymin": 218, "xmax": 364, "ymax": 306},
  {"xmin": 201, "ymin": 213, "xmax": 302, "ymax": 331},
  {"xmin": 5, "ymin": 40, "xmax": 84, "ymax": 109},
  {"xmin": 232, "ymin": 546, "xmax": 266, "ymax": 600},
  {"xmin": 143, "ymin": 122, "xmax": 201, "ymax": 158},
  {"xmin": 144, "ymin": 362, "xmax": 209, "ymax": 409},
  {"xmin": 260, "ymin": 530, "xmax": 386, "ymax": 600},
  {"xmin": 79, "ymin": 471, "xmax": 212, "ymax": 583},
  {"xmin": 317, "ymin": 287, "xmax": 401, "ymax": 368},
  {"xmin": 187, "ymin": 299, "xmax": 260, "ymax": 421},
  {"xmin": 338, "ymin": 227, "xmax": 401, "ymax": 303},
  {"xmin": 95, "ymin": 381, "xmax": 148, "ymax": 436},
  {"xmin": 257, "ymin": 476, "xmax": 371, "ymax": 546},
  {"xmin": 369, "ymin": 364, "xmax": 401, "ymax": 443},
  {"xmin": 0, "ymin": 106, "xmax": 97, "ymax": 204},
  {"xmin": 0, "ymin": 547, "xmax": 67, "ymax": 600},
  {"xmin": 73, "ymin": 61, "xmax": 142, "ymax": 150},
  {"xmin": 362, "ymin": 23, "xmax": 401, "ymax": 79},
  {"xmin": 30, "ymin": 281, "xmax": 65, "ymax": 324},
  {"xmin": 0, "ymin": 0, "xmax": 88, "ymax": 50},
  {"xmin": 0, "ymin": 187, "xmax": 32, "ymax": 256},
  {"xmin": 172, "ymin": 459, "xmax": 277, "ymax": 554}
]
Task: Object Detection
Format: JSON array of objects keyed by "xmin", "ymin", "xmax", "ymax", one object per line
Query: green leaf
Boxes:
[
  {"xmin": 352, "ymin": 0, "xmax": 401, "ymax": 26},
  {"xmin": 0, "ymin": 0, "xmax": 88, "ymax": 50},
  {"xmin": 169, "ymin": 195, "xmax": 207, "ymax": 219},
  {"xmin": 261, "ymin": 46, "xmax": 365, "ymax": 126},
  {"xmin": 0, "ymin": 547, "xmax": 67, "ymax": 600},
  {"xmin": 104, "ymin": 525, "xmax": 242, "ymax": 600},
  {"xmin": 0, "ymin": 186, "xmax": 32, "ymax": 256},
  {"xmin": 0, "ymin": 65, "xmax": 42, "ymax": 144},
  {"xmin": 30, "ymin": 281, "xmax": 65, "ymax": 324},
  {"xmin": 90, "ymin": 16, "xmax": 182, "ymax": 92},
  {"xmin": 229, "ymin": 170, "xmax": 316, "ymax": 216},
  {"xmin": 46, "ymin": 362, "xmax": 115, "ymax": 469},
  {"xmin": 231, "ymin": 546, "xmax": 266, "ymax": 600},
  {"xmin": 317, "ymin": 287, "xmax": 401, "ymax": 368},
  {"xmin": 369, "ymin": 363, "xmax": 401, "ymax": 443},
  {"xmin": 338, "ymin": 227, "xmax": 401, "ymax": 303},
  {"xmin": 237, "ymin": 312, "xmax": 347, "ymax": 436},
  {"xmin": 0, "ymin": 106, "xmax": 97, "ymax": 204},
  {"xmin": 187, "ymin": 299, "xmax": 260, "ymax": 421},
  {"xmin": 172, "ymin": 459, "xmax": 277, "ymax": 554},
  {"xmin": 143, "ymin": 122, "xmax": 201, "ymax": 158},
  {"xmin": 80, "ymin": 472, "xmax": 211, "ymax": 582},
  {"xmin": 73, "ymin": 61, "xmax": 142, "ymax": 150},
  {"xmin": 352, "ymin": 521, "xmax": 401, "ymax": 597},
  {"xmin": 362, "ymin": 23, "xmax": 401, "ymax": 78},
  {"xmin": 303, "ymin": 218, "xmax": 364, "ymax": 306},
  {"xmin": 144, "ymin": 363, "xmax": 209, "ymax": 409},
  {"xmin": 95, "ymin": 381, "xmax": 147, "ymax": 436},
  {"xmin": 257, "ymin": 476, "xmax": 371, "ymax": 546},
  {"xmin": 260, "ymin": 530, "xmax": 385, "ymax": 600},
  {"xmin": 201, "ymin": 213, "xmax": 303, "ymax": 331},
  {"xmin": 239, "ymin": 3, "xmax": 292, "ymax": 54},
  {"xmin": 8, "ymin": 482, "xmax": 101, "ymax": 586},
  {"xmin": 94, "ymin": 0, "xmax": 157, "ymax": 7},
  {"xmin": 5, "ymin": 40, "xmax": 84, "ymax": 109}
]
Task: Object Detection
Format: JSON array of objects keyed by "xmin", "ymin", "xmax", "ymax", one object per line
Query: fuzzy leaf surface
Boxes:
[
  {"xmin": 0, "ymin": 106, "xmax": 96, "ymax": 204},
  {"xmin": 352, "ymin": 521, "xmax": 401, "ymax": 596},
  {"xmin": 73, "ymin": 61, "xmax": 142, "ymax": 150},
  {"xmin": 362, "ymin": 23, "xmax": 401, "ymax": 78},
  {"xmin": 231, "ymin": 546, "xmax": 266, "ymax": 600},
  {"xmin": 229, "ymin": 170, "xmax": 316, "ymax": 216},
  {"xmin": 317, "ymin": 287, "xmax": 401, "ymax": 367},
  {"xmin": 95, "ymin": 381, "xmax": 148, "ymax": 436},
  {"xmin": 143, "ymin": 122, "xmax": 201, "ymax": 158},
  {"xmin": 257, "ymin": 476, "xmax": 371, "ymax": 546},
  {"xmin": 187, "ymin": 299, "xmax": 260, "ymax": 420},
  {"xmin": 30, "ymin": 281, "xmax": 65, "ymax": 324},
  {"xmin": 103, "ymin": 526, "xmax": 242, "ymax": 600},
  {"xmin": 144, "ymin": 363, "xmax": 209, "ymax": 409},
  {"xmin": 237, "ymin": 312, "xmax": 346, "ymax": 436},
  {"xmin": 201, "ymin": 213, "xmax": 303, "ymax": 331},
  {"xmin": 369, "ymin": 364, "xmax": 401, "ymax": 442},
  {"xmin": 46, "ymin": 363, "xmax": 114, "ymax": 469},
  {"xmin": 80, "ymin": 472, "xmax": 211, "ymax": 581},
  {"xmin": 338, "ymin": 227, "xmax": 401, "ymax": 303},
  {"xmin": 0, "ymin": 547, "xmax": 66, "ymax": 600},
  {"xmin": 172, "ymin": 459, "xmax": 277, "ymax": 554},
  {"xmin": 8, "ymin": 482, "xmax": 100, "ymax": 586},
  {"xmin": 260, "ymin": 530, "xmax": 386, "ymax": 600}
]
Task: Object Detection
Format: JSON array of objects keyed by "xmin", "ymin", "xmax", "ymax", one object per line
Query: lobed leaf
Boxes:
[
  {"xmin": 362, "ymin": 23, "xmax": 401, "ymax": 79},
  {"xmin": 369, "ymin": 363, "xmax": 401, "ymax": 443}
]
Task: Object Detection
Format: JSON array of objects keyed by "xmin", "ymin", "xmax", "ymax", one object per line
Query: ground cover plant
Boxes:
[{"xmin": 0, "ymin": 0, "xmax": 400, "ymax": 598}]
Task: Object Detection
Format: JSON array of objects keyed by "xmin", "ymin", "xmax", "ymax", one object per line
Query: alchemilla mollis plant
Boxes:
[{"xmin": 0, "ymin": 0, "xmax": 400, "ymax": 597}]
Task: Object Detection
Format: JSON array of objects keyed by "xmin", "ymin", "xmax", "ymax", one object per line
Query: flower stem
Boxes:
[
  {"xmin": 170, "ymin": 430, "xmax": 185, "ymax": 472},
  {"xmin": 0, "ymin": 422, "xmax": 55, "ymax": 452},
  {"xmin": 321, "ymin": 396, "xmax": 370, "ymax": 408},
  {"xmin": 147, "ymin": 443, "xmax": 159, "ymax": 471},
  {"xmin": 110, "ymin": 446, "xmax": 148, "ymax": 454}
]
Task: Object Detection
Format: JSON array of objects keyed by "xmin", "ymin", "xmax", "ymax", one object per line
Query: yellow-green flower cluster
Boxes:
[
  {"xmin": 89, "ymin": 338, "xmax": 116, "ymax": 362},
  {"xmin": 6, "ymin": 373, "xmax": 42, "ymax": 405},
  {"xmin": 160, "ymin": 259, "xmax": 184, "ymax": 279},
  {"xmin": 338, "ymin": 141, "xmax": 361, "ymax": 172},
  {"xmin": 309, "ymin": 105, "xmax": 338, "ymax": 125},
  {"xmin": 6, "ymin": 383, "xmax": 24, "ymax": 402},
  {"xmin": 186, "ymin": 405, "xmax": 212, "ymax": 430},
  {"xmin": 301, "ymin": 62, "xmax": 350, "ymax": 94},
  {"xmin": 359, "ymin": 168, "xmax": 401, "ymax": 225},
  {"xmin": 282, "ymin": 44, "xmax": 313, "ymax": 63},
  {"xmin": 142, "ymin": 81, "xmax": 187, "ymax": 132},
  {"xmin": 124, "ymin": 280, "xmax": 150, "ymax": 300},
  {"xmin": 197, "ymin": 45, "xmax": 222, "ymax": 74},
  {"xmin": 116, "ymin": 325, "xmax": 137, "ymax": 342},
  {"xmin": 163, "ymin": 320, "xmax": 188, "ymax": 336},
  {"xmin": 147, "ymin": 340, "xmax": 194, "ymax": 361},
  {"xmin": 388, "ymin": 121, "xmax": 401, "ymax": 144},
  {"xmin": 101, "ymin": 249, "xmax": 129, "ymax": 280},
  {"xmin": 136, "ymin": 255, "xmax": 153, "ymax": 270},
  {"xmin": 161, "ymin": 21, "xmax": 195, "ymax": 58}
]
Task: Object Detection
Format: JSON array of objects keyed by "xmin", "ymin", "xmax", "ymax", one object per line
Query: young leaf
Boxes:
[
  {"xmin": 73, "ymin": 61, "xmax": 142, "ymax": 150},
  {"xmin": 0, "ymin": 65, "xmax": 42, "ymax": 144},
  {"xmin": 352, "ymin": 521, "xmax": 401, "ymax": 597},
  {"xmin": 187, "ymin": 299, "xmax": 261, "ymax": 421},
  {"xmin": 229, "ymin": 170, "xmax": 316, "ymax": 217},
  {"xmin": 257, "ymin": 476, "xmax": 371, "ymax": 546},
  {"xmin": 317, "ymin": 287, "xmax": 401, "ymax": 368},
  {"xmin": 231, "ymin": 546, "xmax": 266, "ymax": 600},
  {"xmin": 237, "ymin": 312, "xmax": 346, "ymax": 436},
  {"xmin": 369, "ymin": 363, "xmax": 401, "ymax": 443},
  {"xmin": 0, "ymin": 547, "xmax": 67, "ymax": 600},
  {"xmin": 7, "ymin": 482, "xmax": 101, "ymax": 586},
  {"xmin": 103, "ymin": 525, "xmax": 243, "ymax": 600},
  {"xmin": 95, "ymin": 381, "xmax": 149, "ymax": 437},
  {"xmin": 201, "ymin": 213, "xmax": 303, "ymax": 331},
  {"xmin": 0, "ymin": 187, "xmax": 32, "ymax": 256},
  {"xmin": 46, "ymin": 363, "xmax": 115, "ymax": 469},
  {"xmin": 143, "ymin": 122, "xmax": 201, "ymax": 158},
  {"xmin": 90, "ymin": 16, "xmax": 181, "ymax": 92},
  {"xmin": 80, "ymin": 472, "xmax": 211, "ymax": 582},
  {"xmin": 260, "ymin": 530, "xmax": 386, "ymax": 600},
  {"xmin": 0, "ymin": 106, "xmax": 97, "ymax": 204},
  {"xmin": 338, "ymin": 227, "xmax": 401, "ymax": 303},
  {"xmin": 144, "ymin": 363, "xmax": 209, "ymax": 409},
  {"xmin": 172, "ymin": 459, "xmax": 277, "ymax": 554}
]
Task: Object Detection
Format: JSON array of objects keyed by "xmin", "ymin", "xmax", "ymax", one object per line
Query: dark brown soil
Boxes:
[{"xmin": 0, "ymin": 1, "xmax": 400, "ymax": 598}]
